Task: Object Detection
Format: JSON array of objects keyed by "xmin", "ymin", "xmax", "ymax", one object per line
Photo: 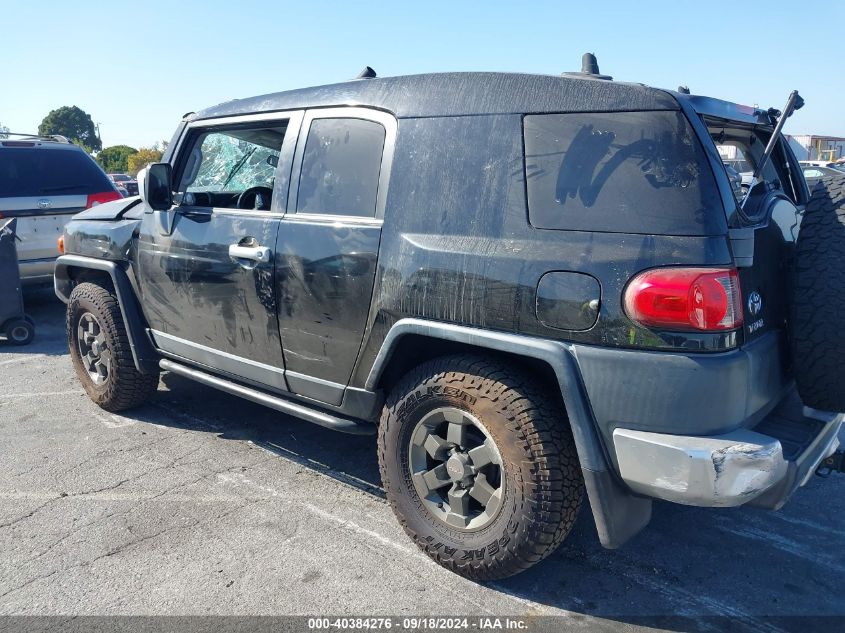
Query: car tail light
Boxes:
[
  {"xmin": 86, "ymin": 191, "xmax": 122, "ymax": 208},
  {"xmin": 623, "ymin": 267, "xmax": 743, "ymax": 331}
]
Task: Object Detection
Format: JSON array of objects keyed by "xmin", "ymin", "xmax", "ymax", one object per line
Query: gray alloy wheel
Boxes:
[
  {"xmin": 76, "ymin": 312, "xmax": 111, "ymax": 385},
  {"xmin": 67, "ymin": 282, "xmax": 159, "ymax": 412},
  {"xmin": 378, "ymin": 354, "xmax": 584, "ymax": 580},
  {"xmin": 408, "ymin": 407, "xmax": 504, "ymax": 531}
]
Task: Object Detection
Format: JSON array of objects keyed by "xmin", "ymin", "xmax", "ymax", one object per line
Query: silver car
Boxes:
[{"xmin": 0, "ymin": 135, "xmax": 121, "ymax": 285}]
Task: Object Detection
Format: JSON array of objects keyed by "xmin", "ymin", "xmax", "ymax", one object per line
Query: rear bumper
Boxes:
[
  {"xmin": 574, "ymin": 331, "xmax": 790, "ymax": 450},
  {"xmin": 613, "ymin": 394, "xmax": 843, "ymax": 507}
]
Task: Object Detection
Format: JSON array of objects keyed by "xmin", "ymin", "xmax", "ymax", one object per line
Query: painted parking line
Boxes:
[
  {"xmin": 0, "ymin": 390, "xmax": 81, "ymax": 399},
  {"xmin": 0, "ymin": 354, "xmax": 49, "ymax": 366}
]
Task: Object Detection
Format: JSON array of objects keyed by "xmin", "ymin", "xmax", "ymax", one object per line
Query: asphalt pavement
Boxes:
[{"xmin": 1, "ymin": 288, "xmax": 843, "ymax": 632}]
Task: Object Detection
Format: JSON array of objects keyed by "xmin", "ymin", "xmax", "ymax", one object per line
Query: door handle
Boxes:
[{"xmin": 228, "ymin": 244, "xmax": 272, "ymax": 263}]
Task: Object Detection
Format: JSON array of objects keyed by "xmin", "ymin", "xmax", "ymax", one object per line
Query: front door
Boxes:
[
  {"xmin": 275, "ymin": 108, "xmax": 396, "ymax": 405},
  {"xmin": 136, "ymin": 112, "xmax": 302, "ymax": 392}
]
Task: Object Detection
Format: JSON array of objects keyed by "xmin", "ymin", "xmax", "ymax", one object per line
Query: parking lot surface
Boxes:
[{"xmin": 1, "ymin": 289, "xmax": 843, "ymax": 631}]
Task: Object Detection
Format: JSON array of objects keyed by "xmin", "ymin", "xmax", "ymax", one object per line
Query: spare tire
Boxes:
[{"xmin": 791, "ymin": 173, "xmax": 845, "ymax": 412}]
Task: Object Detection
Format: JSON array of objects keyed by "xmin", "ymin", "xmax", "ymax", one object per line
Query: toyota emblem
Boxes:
[
  {"xmin": 747, "ymin": 291, "xmax": 763, "ymax": 317},
  {"xmin": 36, "ymin": 199, "xmax": 52, "ymax": 210}
]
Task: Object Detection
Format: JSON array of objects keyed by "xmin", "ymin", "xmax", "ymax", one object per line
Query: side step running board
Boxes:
[{"xmin": 159, "ymin": 358, "xmax": 375, "ymax": 435}]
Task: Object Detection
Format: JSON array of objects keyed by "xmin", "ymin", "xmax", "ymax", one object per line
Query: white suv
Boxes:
[{"xmin": 0, "ymin": 135, "xmax": 121, "ymax": 284}]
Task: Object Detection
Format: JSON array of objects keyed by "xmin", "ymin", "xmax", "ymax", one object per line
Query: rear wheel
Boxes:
[
  {"xmin": 378, "ymin": 355, "xmax": 583, "ymax": 580},
  {"xmin": 67, "ymin": 282, "xmax": 159, "ymax": 412},
  {"xmin": 791, "ymin": 173, "xmax": 845, "ymax": 411}
]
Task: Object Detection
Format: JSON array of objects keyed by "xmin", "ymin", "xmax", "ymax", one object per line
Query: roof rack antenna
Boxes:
[
  {"xmin": 356, "ymin": 66, "xmax": 377, "ymax": 80},
  {"xmin": 562, "ymin": 53, "xmax": 612, "ymax": 80}
]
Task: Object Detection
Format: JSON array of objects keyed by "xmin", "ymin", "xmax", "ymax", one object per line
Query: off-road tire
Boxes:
[
  {"xmin": 67, "ymin": 282, "xmax": 159, "ymax": 412},
  {"xmin": 792, "ymin": 173, "xmax": 845, "ymax": 411},
  {"xmin": 378, "ymin": 354, "xmax": 583, "ymax": 580}
]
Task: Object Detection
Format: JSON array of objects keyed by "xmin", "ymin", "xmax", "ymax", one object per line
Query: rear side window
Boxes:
[
  {"xmin": 0, "ymin": 148, "xmax": 113, "ymax": 197},
  {"xmin": 523, "ymin": 111, "xmax": 725, "ymax": 235},
  {"xmin": 296, "ymin": 118, "xmax": 386, "ymax": 217}
]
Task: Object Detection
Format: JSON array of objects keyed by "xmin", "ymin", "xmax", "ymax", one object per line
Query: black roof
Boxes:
[{"xmin": 193, "ymin": 72, "xmax": 680, "ymax": 121}]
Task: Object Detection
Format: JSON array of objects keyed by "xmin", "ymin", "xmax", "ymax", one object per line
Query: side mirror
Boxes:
[
  {"xmin": 139, "ymin": 163, "xmax": 176, "ymax": 236},
  {"xmin": 140, "ymin": 163, "xmax": 173, "ymax": 211}
]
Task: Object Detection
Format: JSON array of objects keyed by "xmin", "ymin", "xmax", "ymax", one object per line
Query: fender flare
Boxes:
[
  {"xmin": 365, "ymin": 318, "xmax": 652, "ymax": 548},
  {"xmin": 54, "ymin": 255, "xmax": 159, "ymax": 374}
]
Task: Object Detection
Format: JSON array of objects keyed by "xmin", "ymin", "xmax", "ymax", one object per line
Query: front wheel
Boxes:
[
  {"xmin": 67, "ymin": 282, "xmax": 159, "ymax": 412},
  {"xmin": 378, "ymin": 355, "xmax": 583, "ymax": 580}
]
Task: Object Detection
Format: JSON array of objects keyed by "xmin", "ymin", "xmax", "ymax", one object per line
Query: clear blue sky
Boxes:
[{"xmin": 1, "ymin": 0, "xmax": 841, "ymax": 149}]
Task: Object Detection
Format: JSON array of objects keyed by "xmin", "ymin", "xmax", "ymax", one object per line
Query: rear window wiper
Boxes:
[{"xmin": 40, "ymin": 184, "xmax": 88, "ymax": 193}]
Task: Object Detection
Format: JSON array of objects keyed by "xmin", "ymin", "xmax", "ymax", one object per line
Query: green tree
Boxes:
[
  {"xmin": 0, "ymin": 122, "xmax": 8, "ymax": 139},
  {"xmin": 127, "ymin": 147, "xmax": 163, "ymax": 177},
  {"xmin": 96, "ymin": 145, "xmax": 138, "ymax": 173},
  {"xmin": 38, "ymin": 106, "xmax": 101, "ymax": 151}
]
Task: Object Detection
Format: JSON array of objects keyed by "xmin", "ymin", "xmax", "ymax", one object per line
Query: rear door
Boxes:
[
  {"xmin": 710, "ymin": 124, "xmax": 806, "ymax": 348},
  {"xmin": 0, "ymin": 144, "xmax": 116, "ymax": 281},
  {"xmin": 275, "ymin": 107, "xmax": 396, "ymax": 405}
]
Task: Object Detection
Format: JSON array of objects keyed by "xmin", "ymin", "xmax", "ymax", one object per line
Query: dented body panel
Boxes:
[
  {"xmin": 54, "ymin": 71, "xmax": 841, "ymax": 549},
  {"xmin": 63, "ymin": 217, "xmax": 140, "ymax": 261}
]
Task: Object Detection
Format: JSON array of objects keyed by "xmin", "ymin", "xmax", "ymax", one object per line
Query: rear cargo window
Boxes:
[
  {"xmin": 0, "ymin": 148, "xmax": 113, "ymax": 198},
  {"xmin": 523, "ymin": 111, "xmax": 725, "ymax": 235}
]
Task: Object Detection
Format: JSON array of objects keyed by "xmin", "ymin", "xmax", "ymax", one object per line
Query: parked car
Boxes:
[
  {"xmin": 801, "ymin": 160, "xmax": 840, "ymax": 168},
  {"xmin": 722, "ymin": 158, "xmax": 754, "ymax": 190},
  {"xmin": 723, "ymin": 158, "xmax": 752, "ymax": 173},
  {"xmin": 55, "ymin": 57, "xmax": 845, "ymax": 580},
  {"xmin": 802, "ymin": 164, "xmax": 842, "ymax": 188},
  {"xmin": 799, "ymin": 160, "xmax": 845, "ymax": 175},
  {"xmin": 0, "ymin": 134, "xmax": 122, "ymax": 285},
  {"xmin": 723, "ymin": 163, "xmax": 744, "ymax": 198},
  {"xmin": 108, "ymin": 173, "xmax": 138, "ymax": 196}
]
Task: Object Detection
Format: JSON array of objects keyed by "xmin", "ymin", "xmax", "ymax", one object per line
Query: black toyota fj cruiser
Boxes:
[{"xmin": 55, "ymin": 56, "xmax": 845, "ymax": 580}]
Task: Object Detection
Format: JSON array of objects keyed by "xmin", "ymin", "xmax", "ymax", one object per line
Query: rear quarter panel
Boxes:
[{"xmin": 350, "ymin": 113, "xmax": 734, "ymax": 387}]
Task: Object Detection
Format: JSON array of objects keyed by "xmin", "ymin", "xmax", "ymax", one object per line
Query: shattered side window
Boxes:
[
  {"xmin": 523, "ymin": 111, "xmax": 724, "ymax": 235},
  {"xmin": 176, "ymin": 124, "xmax": 286, "ymax": 209},
  {"xmin": 188, "ymin": 133, "xmax": 279, "ymax": 192}
]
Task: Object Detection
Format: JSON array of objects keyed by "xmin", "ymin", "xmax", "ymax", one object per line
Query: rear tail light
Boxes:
[
  {"xmin": 86, "ymin": 191, "xmax": 122, "ymax": 208},
  {"xmin": 623, "ymin": 267, "xmax": 743, "ymax": 332}
]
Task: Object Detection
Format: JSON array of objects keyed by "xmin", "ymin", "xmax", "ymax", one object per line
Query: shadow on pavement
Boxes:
[
  {"xmin": 135, "ymin": 372, "xmax": 845, "ymax": 627},
  {"xmin": 16, "ymin": 285, "xmax": 845, "ymax": 627}
]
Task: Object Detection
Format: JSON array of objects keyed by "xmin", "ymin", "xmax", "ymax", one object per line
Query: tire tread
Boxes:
[
  {"xmin": 67, "ymin": 282, "xmax": 158, "ymax": 412},
  {"xmin": 377, "ymin": 354, "xmax": 583, "ymax": 580},
  {"xmin": 792, "ymin": 174, "xmax": 845, "ymax": 411}
]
